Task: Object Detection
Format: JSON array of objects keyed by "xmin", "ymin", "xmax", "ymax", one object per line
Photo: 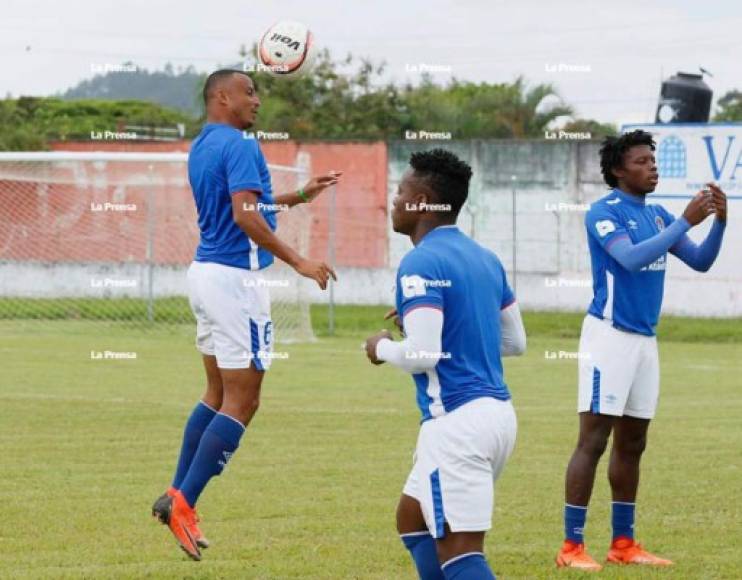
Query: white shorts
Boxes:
[
  {"xmin": 578, "ymin": 315, "xmax": 659, "ymax": 419},
  {"xmin": 187, "ymin": 261, "xmax": 273, "ymax": 370},
  {"xmin": 402, "ymin": 397, "xmax": 517, "ymax": 539}
]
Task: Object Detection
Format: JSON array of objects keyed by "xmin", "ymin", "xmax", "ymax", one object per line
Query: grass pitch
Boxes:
[{"xmin": 0, "ymin": 307, "xmax": 740, "ymax": 579}]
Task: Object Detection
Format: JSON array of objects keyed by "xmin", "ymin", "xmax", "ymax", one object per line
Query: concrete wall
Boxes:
[{"xmin": 2, "ymin": 139, "xmax": 740, "ymax": 317}]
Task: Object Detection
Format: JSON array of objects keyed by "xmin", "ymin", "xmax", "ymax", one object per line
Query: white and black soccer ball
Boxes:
[{"xmin": 258, "ymin": 20, "xmax": 314, "ymax": 76}]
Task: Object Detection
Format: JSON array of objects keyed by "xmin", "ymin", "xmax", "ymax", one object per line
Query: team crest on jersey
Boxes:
[
  {"xmin": 655, "ymin": 216, "xmax": 665, "ymax": 231},
  {"xmin": 595, "ymin": 220, "xmax": 616, "ymax": 238}
]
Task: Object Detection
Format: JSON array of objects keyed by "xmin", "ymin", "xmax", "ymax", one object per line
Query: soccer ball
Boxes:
[{"xmin": 257, "ymin": 20, "xmax": 314, "ymax": 76}]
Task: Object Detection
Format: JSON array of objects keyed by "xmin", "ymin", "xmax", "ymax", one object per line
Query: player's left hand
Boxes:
[
  {"xmin": 364, "ymin": 329, "xmax": 393, "ymax": 365},
  {"xmin": 708, "ymin": 183, "xmax": 727, "ymax": 222},
  {"xmin": 302, "ymin": 171, "xmax": 342, "ymax": 202},
  {"xmin": 384, "ymin": 308, "xmax": 404, "ymax": 335}
]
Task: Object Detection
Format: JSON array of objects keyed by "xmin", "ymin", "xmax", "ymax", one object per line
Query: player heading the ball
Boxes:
[
  {"xmin": 365, "ymin": 149, "xmax": 526, "ymax": 580},
  {"xmin": 151, "ymin": 69, "xmax": 340, "ymax": 561}
]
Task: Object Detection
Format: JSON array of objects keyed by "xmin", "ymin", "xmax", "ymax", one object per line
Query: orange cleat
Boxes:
[
  {"xmin": 155, "ymin": 490, "xmax": 201, "ymax": 561},
  {"xmin": 606, "ymin": 537, "xmax": 673, "ymax": 566},
  {"xmin": 556, "ymin": 540, "xmax": 603, "ymax": 571},
  {"xmin": 153, "ymin": 487, "xmax": 210, "ymax": 549}
]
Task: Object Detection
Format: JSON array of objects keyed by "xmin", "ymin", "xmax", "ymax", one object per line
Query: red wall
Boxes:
[{"xmin": 31, "ymin": 140, "xmax": 389, "ymax": 268}]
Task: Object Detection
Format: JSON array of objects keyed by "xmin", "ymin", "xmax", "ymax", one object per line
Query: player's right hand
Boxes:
[
  {"xmin": 682, "ymin": 190, "xmax": 715, "ymax": 226},
  {"xmin": 295, "ymin": 258, "xmax": 337, "ymax": 290}
]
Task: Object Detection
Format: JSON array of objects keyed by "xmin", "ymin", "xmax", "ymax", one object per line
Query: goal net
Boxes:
[{"xmin": 0, "ymin": 151, "xmax": 316, "ymax": 343}]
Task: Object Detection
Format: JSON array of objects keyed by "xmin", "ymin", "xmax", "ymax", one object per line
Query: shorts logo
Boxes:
[
  {"xmin": 655, "ymin": 216, "xmax": 665, "ymax": 231},
  {"xmin": 263, "ymin": 321, "xmax": 273, "ymax": 346},
  {"xmin": 595, "ymin": 220, "xmax": 616, "ymax": 238},
  {"xmin": 401, "ymin": 275, "xmax": 428, "ymax": 298}
]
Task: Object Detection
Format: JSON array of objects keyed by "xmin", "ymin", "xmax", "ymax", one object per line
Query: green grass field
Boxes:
[{"xmin": 0, "ymin": 306, "xmax": 740, "ymax": 579}]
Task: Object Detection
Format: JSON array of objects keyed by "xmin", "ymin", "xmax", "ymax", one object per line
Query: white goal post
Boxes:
[{"xmin": 0, "ymin": 151, "xmax": 316, "ymax": 343}]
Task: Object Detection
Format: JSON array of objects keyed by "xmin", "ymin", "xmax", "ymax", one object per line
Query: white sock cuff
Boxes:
[
  {"xmin": 399, "ymin": 531, "xmax": 431, "ymax": 539},
  {"xmin": 441, "ymin": 552, "xmax": 485, "ymax": 569},
  {"xmin": 217, "ymin": 412, "xmax": 246, "ymax": 431},
  {"xmin": 198, "ymin": 400, "xmax": 218, "ymax": 413}
]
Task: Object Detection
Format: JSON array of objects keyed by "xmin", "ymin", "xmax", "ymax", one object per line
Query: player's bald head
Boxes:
[{"xmin": 203, "ymin": 69, "xmax": 254, "ymax": 106}]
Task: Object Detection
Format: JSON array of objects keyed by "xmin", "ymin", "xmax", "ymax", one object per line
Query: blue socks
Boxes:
[
  {"xmin": 441, "ymin": 553, "xmax": 495, "ymax": 580},
  {"xmin": 612, "ymin": 501, "xmax": 635, "ymax": 540},
  {"xmin": 400, "ymin": 535, "xmax": 496, "ymax": 580},
  {"xmin": 172, "ymin": 401, "xmax": 217, "ymax": 489},
  {"xmin": 401, "ymin": 532, "xmax": 445, "ymax": 580},
  {"xmin": 180, "ymin": 412, "xmax": 245, "ymax": 507},
  {"xmin": 564, "ymin": 504, "xmax": 588, "ymax": 543}
]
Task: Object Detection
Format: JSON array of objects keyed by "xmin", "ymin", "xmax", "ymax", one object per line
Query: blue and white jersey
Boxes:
[
  {"xmin": 394, "ymin": 226, "xmax": 515, "ymax": 422},
  {"xmin": 585, "ymin": 188, "xmax": 674, "ymax": 336},
  {"xmin": 189, "ymin": 123, "xmax": 276, "ymax": 270}
]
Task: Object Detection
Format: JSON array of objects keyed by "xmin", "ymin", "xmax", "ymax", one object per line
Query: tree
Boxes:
[{"xmin": 713, "ymin": 90, "xmax": 742, "ymax": 122}]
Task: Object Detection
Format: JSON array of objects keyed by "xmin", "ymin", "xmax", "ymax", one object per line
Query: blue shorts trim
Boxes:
[{"xmin": 430, "ymin": 468, "xmax": 445, "ymax": 538}]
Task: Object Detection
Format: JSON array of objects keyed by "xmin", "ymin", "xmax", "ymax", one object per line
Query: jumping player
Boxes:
[
  {"xmin": 365, "ymin": 149, "xmax": 526, "ymax": 580},
  {"xmin": 152, "ymin": 69, "xmax": 339, "ymax": 560},
  {"xmin": 556, "ymin": 130, "xmax": 726, "ymax": 570}
]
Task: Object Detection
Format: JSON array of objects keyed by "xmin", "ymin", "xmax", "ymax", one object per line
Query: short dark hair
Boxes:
[
  {"xmin": 599, "ymin": 129, "xmax": 655, "ymax": 188},
  {"xmin": 203, "ymin": 69, "xmax": 251, "ymax": 105},
  {"xmin": 409, "ymin": 149, "xmax": 473, "ymax": 216}
]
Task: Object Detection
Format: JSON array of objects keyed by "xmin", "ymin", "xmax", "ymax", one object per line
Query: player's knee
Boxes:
[
  {"xmin": 616, "ymin": 435, "xmax": 647, "ymax": 458},
  {"xmin": 578, "ymin": 432, "xmax": 610, "ymax": 460}
]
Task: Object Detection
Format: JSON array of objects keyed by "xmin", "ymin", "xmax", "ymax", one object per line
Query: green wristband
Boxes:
[{"xmin": 297, "ymin": 188, "xmax": 309, "ymax": 203}]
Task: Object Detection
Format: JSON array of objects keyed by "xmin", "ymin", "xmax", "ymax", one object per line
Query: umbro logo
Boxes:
[{"xmin": 606, "ymin": 198, "xmax": 621, "ymax": 205}]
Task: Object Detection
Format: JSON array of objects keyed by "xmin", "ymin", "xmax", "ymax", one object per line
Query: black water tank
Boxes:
[{"xmin": 655, "ymin": 72, "xmax": 712, "ymax": 123}]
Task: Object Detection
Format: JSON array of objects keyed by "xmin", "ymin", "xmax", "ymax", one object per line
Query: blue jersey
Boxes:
[
  {"xmin": 188, "ymin": 123, "xmax": 277, "ymax": 270},
  {"xmin": 394, "ymin": 226, "xmax": 515, "ymax": 422},
  {"xmin": 585, "ymin": 188, "xmax": 675, "ymax": 336}
]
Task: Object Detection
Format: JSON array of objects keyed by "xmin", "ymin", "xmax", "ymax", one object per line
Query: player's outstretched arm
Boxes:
[
  {"xmin": 365, "ymin": 307, "xmax": 443, "ymax": 373},
  {"xmin": 232, "ymin": 189, "xmax": 337, "ymax": 289},
  {"xmin": 605, "ymin": 191, "xmax": 714, "ymax": 272},
  {"xmin": 273, "ymin": 171, "xmax": 342, "ymax": 208},
  {"xmin": 500, "ymin": 302, "xmax": 526, "ymax": 356}
]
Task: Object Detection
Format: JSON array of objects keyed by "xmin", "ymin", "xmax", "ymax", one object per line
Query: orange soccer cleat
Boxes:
[
  {"xmin": 153, "ymin": 489, "xmax": 202, "ymax": 560},
  {"xmin": 556, "ymin": 540, "xmax": 603, "ymax": 571},
  {"xmin": 152, "ymin": 487, "xmax": 210, "ymax": 549},
  {"xmin": 606, "ymin": 537, "xmax": 673, "ymax": 566}
]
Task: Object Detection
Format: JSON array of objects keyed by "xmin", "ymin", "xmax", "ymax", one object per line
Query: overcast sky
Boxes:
[{"xmin": 2, "ymin": 0, "xmax": 740, "ymax": 127}]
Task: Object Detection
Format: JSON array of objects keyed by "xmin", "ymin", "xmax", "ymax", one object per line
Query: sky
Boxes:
[{"xmin": 2, "ymin": 0, "xmax": 741, "ymax": 127}]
